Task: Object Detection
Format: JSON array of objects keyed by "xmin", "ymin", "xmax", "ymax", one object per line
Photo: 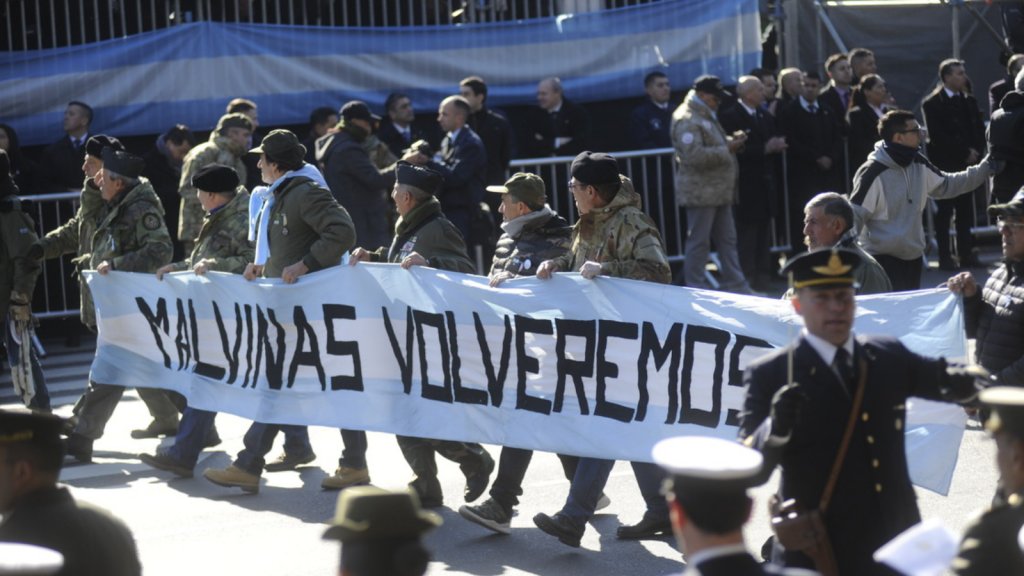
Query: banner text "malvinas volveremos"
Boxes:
[{"xmin": 133, "ymin": 295, "xmax": 773, "ymax": 427}]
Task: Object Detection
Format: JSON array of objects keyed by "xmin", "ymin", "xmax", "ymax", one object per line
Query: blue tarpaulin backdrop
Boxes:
[{"xmin": 0, "ymin": 0, "xmax": 760, "ymax": 146}]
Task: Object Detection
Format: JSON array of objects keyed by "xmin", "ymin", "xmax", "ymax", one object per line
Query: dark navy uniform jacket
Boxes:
[{"xmin": 740, "ymin": 334, "xmax": 961, "ymax": 576}]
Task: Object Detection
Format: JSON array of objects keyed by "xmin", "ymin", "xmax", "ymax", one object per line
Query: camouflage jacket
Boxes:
[
  {"xmin": 0, "ymin": 196, "xmax": 41, "ymax": 321},
  {"xmin": 39, "ymin": 178, "xmax": 107, "ymax": 324},
  {"xmin": 84, "ymin": 178, "xmax": 173, "ymax": 327},
  {"xmin": 671, "ymin": 92, "xmax": 739, "ymax": 208},
  {"xmin": 489, "ymin": 206, "xmax": 571, "ymax": 278},
  {"xmin": 370, "ymin": 196, "xmax": 474, "ymax": 273},
  {"xmin": 169, "ymin": 187, "xmax": 253, "ymax": 274},
  {"xmin": 178, "ymin": 134, "xmax": 248, "ymax": 251},
  {"xmin": 41, "ymin": 177, "xmax": 104, "ymax": 260},
  {"xmin": 549, "ymin": 176, "xmax": 671, "ymax": 283}
]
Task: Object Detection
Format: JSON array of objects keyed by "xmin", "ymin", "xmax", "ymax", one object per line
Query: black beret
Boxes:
[
  {"xmin": 396, "ymin": 161, "xmax": 444, "ymax": 196},
  {"xmin": 192, "ymin": 163, "xmax": 239, "ymax": 193},
  {"xmin": 85, "ymin": 134, "xmax": 124, "ymax": 158},
  {"xmin": 101, "ymin": 147, "xmax": 145, "ymax": 179},
  {"xmin": 0, "ymin": 408, "xmax": 64, "ymax": 446},
  {"xmin": 781, "ymin": 247, "xmax": 863, "ymax": 290},
  {"xmin": 571, "ymin": 151, "xmax": 620, "ymax": 187}
]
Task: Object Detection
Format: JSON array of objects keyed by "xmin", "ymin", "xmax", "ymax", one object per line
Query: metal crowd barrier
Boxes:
[{"xmin": 19, "ymin": 190, "xmax": 82, "ymax": 319}]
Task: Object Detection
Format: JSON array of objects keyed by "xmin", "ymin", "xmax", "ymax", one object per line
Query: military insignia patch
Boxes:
[{"xmin": 143, "ymin": 213, "xmax": 162, "ymax": 231}]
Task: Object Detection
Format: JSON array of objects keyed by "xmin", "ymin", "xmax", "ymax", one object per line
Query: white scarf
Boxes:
[{"xmin": 248, "ymin": 163, "xmax": 329, "ymax": 266}]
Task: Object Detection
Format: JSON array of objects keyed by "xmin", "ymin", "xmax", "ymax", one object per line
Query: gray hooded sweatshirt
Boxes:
[{"xmin": 849, "ymin": 141, "xmax": 992, "ymax": 261}]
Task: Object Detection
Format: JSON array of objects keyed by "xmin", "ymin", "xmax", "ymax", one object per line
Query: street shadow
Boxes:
[{"xmin": 428, "ymin": 508, "xmax": 682, "ymax": 576}]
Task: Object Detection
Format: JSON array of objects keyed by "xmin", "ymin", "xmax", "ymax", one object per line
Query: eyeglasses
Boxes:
[
  {"xmin": 567, "ymin": 180, "xmax": 586, "ymax": 190},
  {"xmin": 997, "ymin": 218, "xmax": 1024, "ymax": 233},
  {"xmin": 897, "ymin": 126, "xmax": 927, "ymax": 135}
]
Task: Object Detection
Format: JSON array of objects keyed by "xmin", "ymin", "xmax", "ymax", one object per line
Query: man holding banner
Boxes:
[
  {"xmin": 740, "ymin": 247, "xmax": 986, "ymax": 576},
  {"xmin": 139, "ymin": 164, "xmax": 253, "ymax": 478},
  {"xmin": 61, "ymin": 147, "xmax": 178, "ymax": 462},
  {"xmin": 203, "ymin": 130, "xmax": 356, "ymax": 493},
  {"xmin": 349, "ymin": 161, "xmax": 493, "ymax": 505},
  {"xmin": 532, "ymin": 151, "xmax": 673, "ymax": 546}
]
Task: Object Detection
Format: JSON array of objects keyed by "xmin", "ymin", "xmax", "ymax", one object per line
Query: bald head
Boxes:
[
  {"xmin": 537, "ymin": 77, "xmax": 564, "ymax": 111},
  {"xmin": 736, "ymin": 75, "xmax": 765, "ymax": 108}
]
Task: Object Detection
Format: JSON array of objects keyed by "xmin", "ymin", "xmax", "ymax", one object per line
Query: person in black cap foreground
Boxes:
[
  {"xmin": 139, "ymin": 164, "xmax": 253, "ymax": 478},
  {"xmin": 350, "ymin": 161, "xmax": 494, "ymax": 505},
  {"xmin": 0, "ymin": 409, "xmax": 141, "ymax": 576},
  {"xmin": 653, "ymin": 436, "xmax": 817, "ymax": 576},
  {"xmin": 947, "ymin": 188, "xmax": 1024, "ymax": 391},
  {"xmin": 58, "ymin": 147, "xmax": 180, "ymax": 463},
  {"xmin": 740, "ymin": 247, "xmax": 990, "ymax": 576},
  {"xmin": 0, "ymin": 149, "xmax": 49, "ymax": 412},
  {"xmin": 951, "ymin": 387, "xmax": 1024, "ymax": 575},
  {"xmin": 322, "ymin": 486, "xmax": 440, "ymax": 576},
  {"xmin": 203, "ymin": 129, "xmax": 356, "ymax": 493},
  {"xmin": 532, "ymin": 151, "xmax": 672, "ymax": 546}
]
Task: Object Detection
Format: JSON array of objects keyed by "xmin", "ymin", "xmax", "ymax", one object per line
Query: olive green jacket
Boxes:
[
  {"xmin": 0, "ymin": 197, "xmax": 41, "ymax": 321},
  {"xmin": 262, "ymin": 176, "xmax": 356, "ymax": 279},
  {"xmin": 40, "ymin": 178, "xmax": 104, "ymax": 261},
  {"xmin": 370, "ymin": 196, "xmax": 474, "ymax": 273},
  {"xmin": 550, "ymin": 176, "xmax": 671, "ymax": 284},
  {"xmin": 169, "ymin": 187, "xmax": 253, "ymax": 274}
]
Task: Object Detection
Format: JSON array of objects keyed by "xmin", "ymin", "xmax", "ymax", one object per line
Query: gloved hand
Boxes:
[
  {"xmin": 984, "ymin": 154, "xmax": 1006, "ymax": 175},
  {"xmin": 943, "ymin": 364, "xmax": 991, "ymax": 404},
  {"xmin": 769, "ymin": 382, "xmax": 807, "ymax": 443},
  {"xmin": 9, "ymin": 292, "xmax": 31, "ymax": 326}
]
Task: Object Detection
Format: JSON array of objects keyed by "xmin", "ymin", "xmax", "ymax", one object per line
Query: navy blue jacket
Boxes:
[
  {"xmin": 741, "ymin": 335, "xmax": 961, "ymax": 576},
  {"xmin": 427, "ymin": 126, "xmax": 487, "ymax": 212}
]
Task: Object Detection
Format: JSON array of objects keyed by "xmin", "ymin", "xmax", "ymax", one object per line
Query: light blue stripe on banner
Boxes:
[
  {"xmin": 0, "ymin": 0, "xmax": 757, "ymax": 75},
  {"xmin": 1, "ymin": 0, "xmax": 760, "ymax": 146}
]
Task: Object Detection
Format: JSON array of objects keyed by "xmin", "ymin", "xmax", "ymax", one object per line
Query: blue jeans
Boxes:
[
  {"xmin": 165, "ymin": 407, "xmax": 216, "ymax": 466},
  {"xmin": 233, "ymin": 423, "xmax": 313, "ymax": 475},
  {"xmin": 561, "ymin": 458, "xmax": 667, "ymax": 522},
  {"xmin": 339, "ymin": 429, "xmax": 368, "ymax": 469}
]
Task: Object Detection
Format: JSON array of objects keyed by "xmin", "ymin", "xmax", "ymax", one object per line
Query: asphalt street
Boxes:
[{"xmin": 0, "ymin": 256, "xmax": 1003, "ymax": 575}]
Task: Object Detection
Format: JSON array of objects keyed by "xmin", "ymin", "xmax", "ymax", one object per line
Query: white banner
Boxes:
[{"xmin": 86, "ymin": 266, "xmax": 968, "ymax": 494}]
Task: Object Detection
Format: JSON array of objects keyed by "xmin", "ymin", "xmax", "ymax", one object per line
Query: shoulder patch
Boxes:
[
  {"xmin": 681, "ymin": 132, "xmax": 695, "ymax": 145},
  {"xmin": 143, "ymin": 213, "xmax": 162, "ymax": 231}
]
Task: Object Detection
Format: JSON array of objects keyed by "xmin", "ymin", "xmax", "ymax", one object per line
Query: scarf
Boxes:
[
  {"xmin": 248, "ymin": 162, "xmax": 329, "ymax": 266},
  {"xmin": 884, "ymin": 142, "xmax": 919, "ymax": 167}
]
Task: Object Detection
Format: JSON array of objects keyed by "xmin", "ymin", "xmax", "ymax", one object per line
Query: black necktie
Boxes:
[
  {"xmin": 809, "ymin": 104, "xmax": 818, "ymax": 114},
  {"xmin": 833, "ymin": 347, "xmax": 855, "ymax": 392}
]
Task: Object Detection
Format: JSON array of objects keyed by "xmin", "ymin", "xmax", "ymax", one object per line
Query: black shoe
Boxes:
[
  {"xmin": 533, "ymin": 512, "xmax": 583, "ymax": 547},
  {"xmin": 616, "ymin": 514, "xmax": 672, "ymax": 540},
  {"xmin": 140, "ymin": 451, "xmax": 194, "ymax": 478},
  {"xmin": 463, "ymin": 450, "xmax": 495, "ymax": 503},
  {"xmin": 263, "ymin": 451, "xmax": 317, "ymax": 472},
  {"xmin": 65, "ymin": 434, "xmax": 93, "ymax": 463},
  {"xmin": 130, "ymin": 420, "xmax": 178, "ymax": 439},
  {"xmin": 409, "ymin": 476, "xmax": 443, "ymax": 509}
]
